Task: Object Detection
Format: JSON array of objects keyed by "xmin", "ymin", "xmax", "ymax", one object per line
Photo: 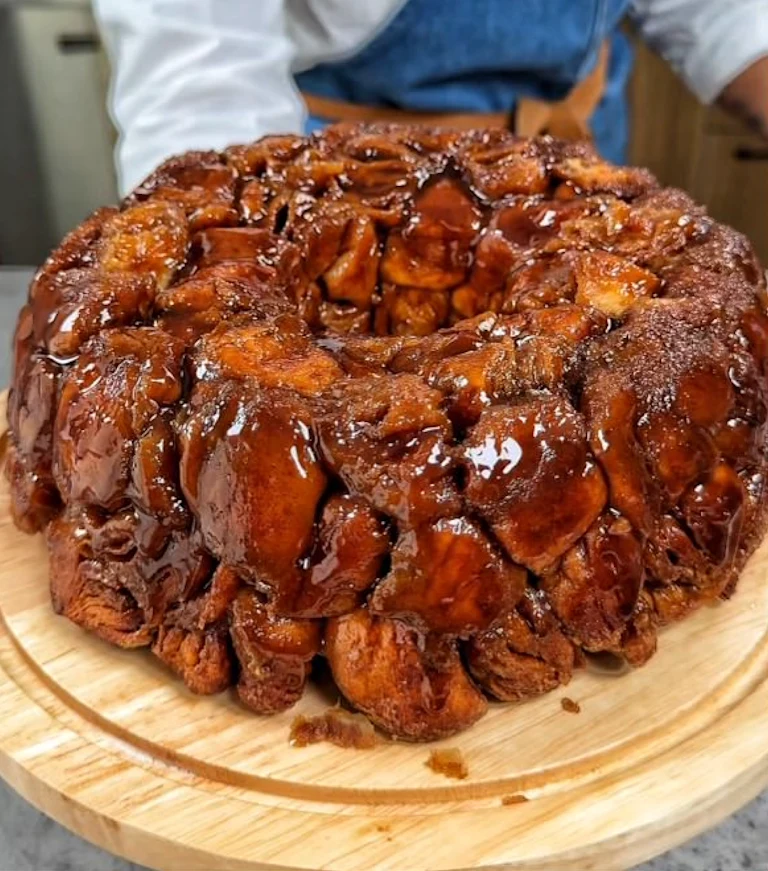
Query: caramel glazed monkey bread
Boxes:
[{"xmin": 6, "ymin": 123, "xmax": 768, "ymax": 741}]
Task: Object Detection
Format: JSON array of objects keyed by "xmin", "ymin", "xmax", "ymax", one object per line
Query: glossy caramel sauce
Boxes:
[{"xmin": 6, "ymin": 123, "xmax": 768, "ymax": 740}]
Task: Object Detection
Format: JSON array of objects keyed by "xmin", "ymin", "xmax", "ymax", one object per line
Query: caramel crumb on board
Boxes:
[
  {"xmin": 290, "ymin": 707, "xmax": 379, "ymax": 749},
  {"xmin": 561, "ymin": 697, "xmax": 581, "ymax": 714},
  {"xmin": 425, "ymin": 747, "xmax": 468, "ymax": 780},
  {"xmin": 501, "ymin": 794, "xmax": 530, "ymax": 806}
]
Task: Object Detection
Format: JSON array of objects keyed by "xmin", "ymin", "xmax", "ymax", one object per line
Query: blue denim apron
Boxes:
[{"xmin": 296, "ymin": 0, "xmax": 633, "ymax": 164}]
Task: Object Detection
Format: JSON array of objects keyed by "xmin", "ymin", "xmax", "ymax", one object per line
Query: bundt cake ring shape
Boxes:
[{"xmin": 6, "ymin": 122, "xmax": 768, "ymax": 742}]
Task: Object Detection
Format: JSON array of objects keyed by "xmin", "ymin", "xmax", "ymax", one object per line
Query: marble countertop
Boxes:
[{"xmin": 0, "ymin": 266, "xmax": 766, "ymax": 871}]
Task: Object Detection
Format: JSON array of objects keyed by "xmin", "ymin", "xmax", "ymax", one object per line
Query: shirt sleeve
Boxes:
[
  {"xmin": 92, "ymin": 0, "xmax": 306, "ymax": 196},
  {"xmin": 630, "ymin": 0, "xmax": 768, "ymax": 104}
]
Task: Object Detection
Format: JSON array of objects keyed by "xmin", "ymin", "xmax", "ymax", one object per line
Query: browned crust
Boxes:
[{"xmin": 7, "ymin": 123, "xmax": 768, "ymax": 740}]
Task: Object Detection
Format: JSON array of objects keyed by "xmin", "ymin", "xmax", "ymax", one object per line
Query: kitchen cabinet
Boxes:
[
  {"xmin": 0, "ymin": 3, "xmax": 116, "ymax": 263},
  {"xmin": 630, "ymin": 39, "xmax": 768, "ymax": 263},
  {"xmin": 11, "ymin": 5, "xmax": 118, "ymax": 243}
]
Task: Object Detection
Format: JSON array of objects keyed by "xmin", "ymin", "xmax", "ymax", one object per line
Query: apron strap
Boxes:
[
  {"xmin": 515, "ymin": 41, "xmax": 609, "ymax": 140},
  {"xmin": 301, "ymin": 94, "xmax": 510, "ymax": 131},
  {"xmin": 302, "ymin": 40, "xmax": 610, "ymax": 141}
]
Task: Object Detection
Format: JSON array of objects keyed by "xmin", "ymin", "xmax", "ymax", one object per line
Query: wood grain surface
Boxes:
[{"xmin": 1, "ymin": 392, "xmax": 768, "ymax": 871}]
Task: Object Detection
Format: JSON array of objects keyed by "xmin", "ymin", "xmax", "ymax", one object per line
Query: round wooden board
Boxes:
[{"xmin": 1, "ymin": 396, "xmax": 768, "ymax": 871}]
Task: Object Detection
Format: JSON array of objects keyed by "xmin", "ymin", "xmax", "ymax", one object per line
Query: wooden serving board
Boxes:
[{"xmin": 1, "ymin": 394, "xmax": 768, "ymax": 871}]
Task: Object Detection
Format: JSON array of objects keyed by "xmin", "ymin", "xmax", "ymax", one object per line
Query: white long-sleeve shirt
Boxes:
[{"xmin": 93, "ymin": 0, "xmax": 768, "ymax": 195}]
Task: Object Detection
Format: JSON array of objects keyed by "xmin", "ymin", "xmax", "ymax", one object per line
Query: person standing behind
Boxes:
[{"xmin": 93, "ymin": 0, "xmax": 768, "ymax": 196}]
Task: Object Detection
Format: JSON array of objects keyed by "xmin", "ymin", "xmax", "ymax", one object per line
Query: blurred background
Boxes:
[
  {"xmin": 0, "ymin": 0, "xmax": 117, "ymax": 265},
  {"xmin": 0, "ymin": 0, "xmax": 767, "ymax": 267}
]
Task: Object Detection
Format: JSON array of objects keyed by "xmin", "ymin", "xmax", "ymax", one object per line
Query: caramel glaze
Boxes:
[{"xmin": 6, "ymin": 123, "xmax": 768, "ymax": 740}]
